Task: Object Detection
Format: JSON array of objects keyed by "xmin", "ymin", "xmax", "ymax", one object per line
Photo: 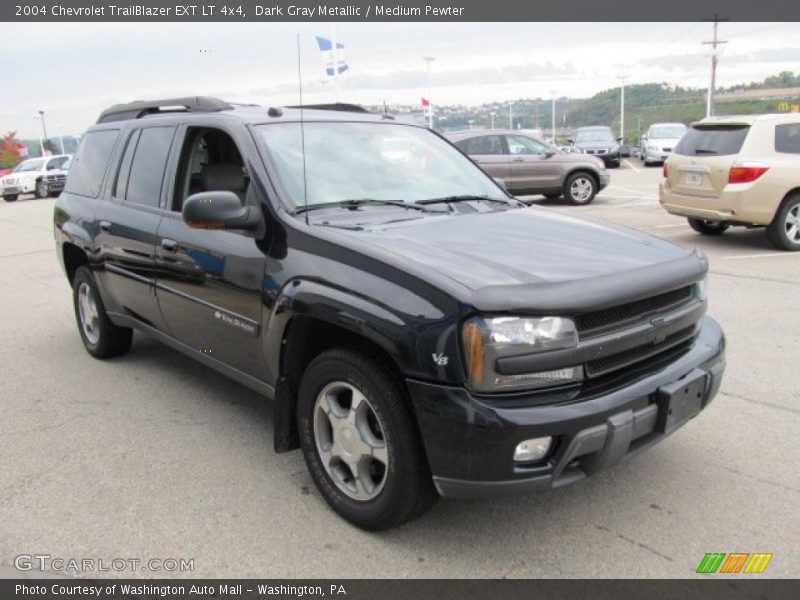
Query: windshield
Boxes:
[
  {"xmin": 256, "ymin": 122, "xmax": 508, "ymax": 209},
  {"xmin": 649, "ymin": 125, "xmax": 687, "ymax": 139},
  {"xmin": 576, "ymin": 129, "xmax": 614, "ymax": 143},
  {"xmin": 13, "ymin": 159, "xmax": 45, "ymax": 172}
]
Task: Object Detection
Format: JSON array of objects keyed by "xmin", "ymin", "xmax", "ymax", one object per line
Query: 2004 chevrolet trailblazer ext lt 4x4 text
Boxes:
[{"xmin": 54, "ymin": 97, "xmax": 725, "ymax": 530}]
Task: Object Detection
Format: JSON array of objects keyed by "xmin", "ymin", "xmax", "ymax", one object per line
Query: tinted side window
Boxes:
[
  {"xmin": 456, "ymin": 135, "xmax": 504, "ymax": 155},
  {"xmin": 674, "ymin": 125, "xmax": 749, "ymax": 157},
  {"xmin": 124, "ymin": 127, "xmax": 175, "ymax": 208},
  {"xmin": 64, "ymin": 130, "xmax": 119, "ymax": 198},
  {"xmin": 775, "ymin": 123, "xmax": 800, "ymax": 154}
]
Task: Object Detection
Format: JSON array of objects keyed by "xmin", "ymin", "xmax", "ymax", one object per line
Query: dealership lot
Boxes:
[{"xmin": 1, "ymin": 162, "xmax": 798, "ymax": 578}]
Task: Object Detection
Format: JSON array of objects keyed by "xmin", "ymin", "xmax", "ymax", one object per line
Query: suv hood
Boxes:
[
  {"xmin": 647, "ymin": 137, "xmax": 682, "ymax": 148},
  {"xmin": 326, "ymin": 206, "xmax": 705, "ymax": 313},
  {"xmin": 574, "ymin": 141, "xmax": 616, "ymax": 150}
]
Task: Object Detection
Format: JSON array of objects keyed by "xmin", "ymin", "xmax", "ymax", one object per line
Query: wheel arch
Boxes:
[
  {"xmin": 62, "ymin": 241, "xmax": 89, "ymax": 284},
  {"xmin": 268, "ymin": 280, "xmax": 425, "ymax": 453}
]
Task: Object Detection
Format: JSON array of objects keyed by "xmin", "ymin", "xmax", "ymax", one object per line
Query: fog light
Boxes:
[{"xmin": 514, "ymin": 436, "xmax": 553, "ymax": 463}]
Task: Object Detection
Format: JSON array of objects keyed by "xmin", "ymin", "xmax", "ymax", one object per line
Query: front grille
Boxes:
[
  {"xmin": 585, "ymin": 325, "xmax": 697, "ymax": 378},
  {"xmin": 576, "ymin": 286, "xmax": 693, "ymax": 335},
  {"xmin": 46, "ymin": 174, "xmax": 66, "ymax": 183}
]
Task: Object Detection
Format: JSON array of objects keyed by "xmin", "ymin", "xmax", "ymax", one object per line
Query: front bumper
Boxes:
[
  {"xmin": 644, "ymin": 149, "xmax": 671, "ymax": 162},
  {"xmin": 408, "ymin": 316, "xmax": 725, "ymax": 499}
]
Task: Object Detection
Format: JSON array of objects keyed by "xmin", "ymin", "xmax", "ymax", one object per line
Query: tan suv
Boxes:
[{"xmin": 659, "ymin": 114, "xmax": 800, "ymax": 250}]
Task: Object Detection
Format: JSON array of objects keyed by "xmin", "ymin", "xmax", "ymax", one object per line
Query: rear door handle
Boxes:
[
  {"xmin": 160, "ymin": 238, "xmax": 178, "ymax": 252},
  {"xmin": 512, "ymin": 157, "xmax": 525, "ymax": 162},
  {"xmin": 99, "ymin": 220, "xmax": 111, "ymax": 232}
]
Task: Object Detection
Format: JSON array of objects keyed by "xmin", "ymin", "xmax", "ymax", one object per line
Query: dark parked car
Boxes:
[
  {"xmin": 54, "ymin": 97, "xmax": 725, "ymax": 530},
  {"xmin": 446, "ymin": 130, "xmax": 608, "ymax": 205},
  {"xmin": 571, "ymin": 126, "xmax": 622, "ymax": 167}
]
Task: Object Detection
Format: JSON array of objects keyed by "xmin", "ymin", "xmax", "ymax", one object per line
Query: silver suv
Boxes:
[{"xmin": 446, "ymin": 130, "xmax": 609, "ymax": 205}]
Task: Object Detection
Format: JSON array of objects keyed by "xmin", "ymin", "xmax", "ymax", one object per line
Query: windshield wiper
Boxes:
[
  {"xmin": 693, "ymin": 149, "xmax": 719, "ymax": 155},
  {"xmin": 415, "ymin": 195, "xmax": 513, "ymax": 206},
  {"xmin": 295, "ymin": 198, "xmax": 440, "ymax": 214}
]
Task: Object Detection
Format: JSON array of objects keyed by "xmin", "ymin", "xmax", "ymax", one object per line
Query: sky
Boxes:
[{"xmin": 1, "ymin": 21, "xmax": 797, "ymax": 137}]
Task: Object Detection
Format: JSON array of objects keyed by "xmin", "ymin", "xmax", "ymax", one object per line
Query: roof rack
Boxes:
[
  {"xmin": 96, "ymin": 96, "xmax": 234, "ymax": 124},
  {"xmin": 283, "ymin": 103, "xmax": 370, "ymax": 113}
]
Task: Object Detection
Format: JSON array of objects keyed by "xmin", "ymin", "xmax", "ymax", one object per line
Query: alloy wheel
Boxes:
[
  {"xmin": 77, "ymin": 282, "xmax": 100, "ymax": 345},
  {"xmin": 570, "ymin": 177, "xmax": 594, "ymax": 203},
  {"xmin": 784, "ymin": 202, "xmax": 800, "ymax": 243},
  {"xmin": 313, "ymin": 381, "xmax": 389, "ymax": 501}
]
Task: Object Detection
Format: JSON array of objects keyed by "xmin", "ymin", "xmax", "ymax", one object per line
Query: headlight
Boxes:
[
  {"xmin": 462, "ymin": 316, "xmax": 582, "ymax": 392},
  {"xmin": 647, "ymin": 145, "xmax": 658, "ymax": 151}
]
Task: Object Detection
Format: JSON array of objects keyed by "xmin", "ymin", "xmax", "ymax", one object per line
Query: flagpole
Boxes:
[{"xmin": 331, "ymin": 23, "xmax": 340, "ymax": 102}]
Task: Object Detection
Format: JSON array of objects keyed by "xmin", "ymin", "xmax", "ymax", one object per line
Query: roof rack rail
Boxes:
[
  {"xmin": 284, "ymin": 103, "xmax": 370, "ymax": 113},
  {"xmin": 96, "ymin": 96, "xmax": 234, "ymax": 124}
]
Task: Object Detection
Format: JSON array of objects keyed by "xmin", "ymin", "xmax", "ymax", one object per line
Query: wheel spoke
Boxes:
[{"xmin": 371, "ymin": 444, "xmax": 389, "ymax": 465}]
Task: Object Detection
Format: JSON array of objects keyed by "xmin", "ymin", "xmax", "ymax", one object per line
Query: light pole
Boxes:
[
  {"xmin": 33, "ymin": 115, "xmax": 44, "ymax": 157},
  {"xmin": 490, "ymin": 111, "xmax": 496, "ymax": 129},
  {"xmin": 618, "ymin": 75, "xmax": 628, "ymax": 143},
  {"xmin": 38, "ymin": 110, "xmax": 49, "ymax": 154},
  {"xmin": 55, "ymin": 125, "xmax": 65, "ymax": 154},
  {"xmin": 550, "ymin": 90, "xmax": 557, "ymax": 143},
  {"xmin": 468, "ymin": 119, "xmax": 475, "ymax": 130},
  {"xmin": 422, "ymin": 55, "xmax": 435, "ymax": 128}
]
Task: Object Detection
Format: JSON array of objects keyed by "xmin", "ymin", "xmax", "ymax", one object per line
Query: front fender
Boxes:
[{"xmin": 263, "ymin": 277, "xmax": 462, "ymax": 385}]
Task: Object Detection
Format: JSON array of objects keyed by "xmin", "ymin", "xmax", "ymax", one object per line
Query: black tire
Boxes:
[
  {"xmin": 563, "ymin": 172, "xmax": 598, "ymax": 205},
  {"xmin": 3, "ymin": 194, "xmax": 18, "ymax": 202},
  {"xmin": 72, "ymin": 266, "xmax": 133, "ymax": 358},
  {"xmin": 766, "ymin": 193, "xmax": 800, "ymax": 251},
  {"xmin": 297, "ymin": 346, "xmax": 437, "ymax": 530},
  {"xmin": 34, "ymin": 179, "xmax": 48, "ymax": 199},
  {"xmin": 688, "ymin": 218, "xmax": 730, "ymax": 236},
  {"xmin": 609, "ymin": 160, "xmax": 621, "ymax": 168}
]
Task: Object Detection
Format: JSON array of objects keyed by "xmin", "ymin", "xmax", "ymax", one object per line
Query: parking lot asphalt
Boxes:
[{"xmin": 1, "ymin": 159, "xmax": 798, "ymax": 578}]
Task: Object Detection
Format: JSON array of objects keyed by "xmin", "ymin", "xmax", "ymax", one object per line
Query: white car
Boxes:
[
  {"xmin": 641, "ymin": 123, "xmax": 687, "ymax": 166},
  {"xmin": 1, "ymin": 154, "xmax": 72, "ymax": 202}
]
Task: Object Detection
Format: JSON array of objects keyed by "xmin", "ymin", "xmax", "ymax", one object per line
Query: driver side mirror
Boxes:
[
  {"xmin": 544, "ymin": 150, "xmax": 556, "ymax": 158},
  {"xmin": 567, "ymin": 139, "xmax": 574, "ymax": 145},
  {"xmin": 182, "ymin": 191, "xmax": 260, "ymax": 231}
]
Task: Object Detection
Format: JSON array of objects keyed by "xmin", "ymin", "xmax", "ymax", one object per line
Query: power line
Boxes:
[{"xmin": 702, "ymin": 14, "xmax": 729, "ymax": 117}]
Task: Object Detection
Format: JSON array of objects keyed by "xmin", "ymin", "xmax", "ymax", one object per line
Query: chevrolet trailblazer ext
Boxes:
[{"xmin": 54, "ymin": 98, "xmax": 725, "ymax": 530}]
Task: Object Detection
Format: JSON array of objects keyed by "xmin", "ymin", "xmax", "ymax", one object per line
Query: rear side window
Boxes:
[
  {"xmin": 674, "ymin": 125, "xmax": 748, "ymax": 157},
  {"xmin": 123, "ymin": 126, "xmax": 175, "ymax": 208},
  {"xmin": 775, "ymin": 123, "xmax": 800, "ymax": 154},
  {"xmin": 455, "ymin": 135, "xmax": 504, "ymax": 155},
  {"xmin": 65, "ymin": 130, "xmax": 119, "ymax": 198}
]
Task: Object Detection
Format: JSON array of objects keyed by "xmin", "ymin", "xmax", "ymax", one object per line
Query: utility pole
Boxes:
[
  {"xmin": 422, "ymin": 56, "xmax": 435, "ymax": 128},
  {"xmin": 618, "ymin": 75, "xmax": 628, "ymax": 143},
  {"xmin": 550, "ymin": 90, "xmax": 557, "ymax": 143},
  {"xmin": 490, "ymin": 111, "xmax": 496, "ymax": 129},
  {"xmin": 508, "ymin": 103, "xmax": 513, "ymax": 129},
  {"xmin": 702, "ymin": 15, "xmax": 728, "ymax": 117}
]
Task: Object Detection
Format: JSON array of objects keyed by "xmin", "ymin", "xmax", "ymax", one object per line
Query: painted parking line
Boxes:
[
  {"xmin": 722, "ymin": 252, "xmax": 800, "ymax": 260},
  {"xmin": 623, "ymin": 160, "xmax": 641, "ymax": 173}
]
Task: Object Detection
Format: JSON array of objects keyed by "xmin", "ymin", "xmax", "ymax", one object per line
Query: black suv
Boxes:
[{"xmin": 55, "ymin": 97, "xmax": 725, "ymax": 530}]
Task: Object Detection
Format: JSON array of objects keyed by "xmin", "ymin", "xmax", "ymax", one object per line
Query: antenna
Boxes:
[{"xmin": 297, "ymin": 33, "xmax": 309, "ymax": 224}]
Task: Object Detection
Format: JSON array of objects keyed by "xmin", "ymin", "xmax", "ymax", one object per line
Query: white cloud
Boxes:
[{"xmin": 0, "ymin": 21, "xmax": 795, "ymax": 137}]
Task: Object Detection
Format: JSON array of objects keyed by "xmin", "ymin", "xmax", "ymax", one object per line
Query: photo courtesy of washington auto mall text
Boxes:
[{"xmin": 1, "ymin": 1, "xmax": 799, "ymax": 599}]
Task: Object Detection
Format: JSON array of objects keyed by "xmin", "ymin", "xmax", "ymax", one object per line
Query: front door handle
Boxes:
[
  {"xmin": 161, "ymin": 238, "xmax": 178, "ymax": 252},
  {"xmin": 512, "ymin": 157, "xmax": 525, "ymax": 162},
  {"xmin": 99, "ymin": 220, "xmax": 111, "ymax": 232}
]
